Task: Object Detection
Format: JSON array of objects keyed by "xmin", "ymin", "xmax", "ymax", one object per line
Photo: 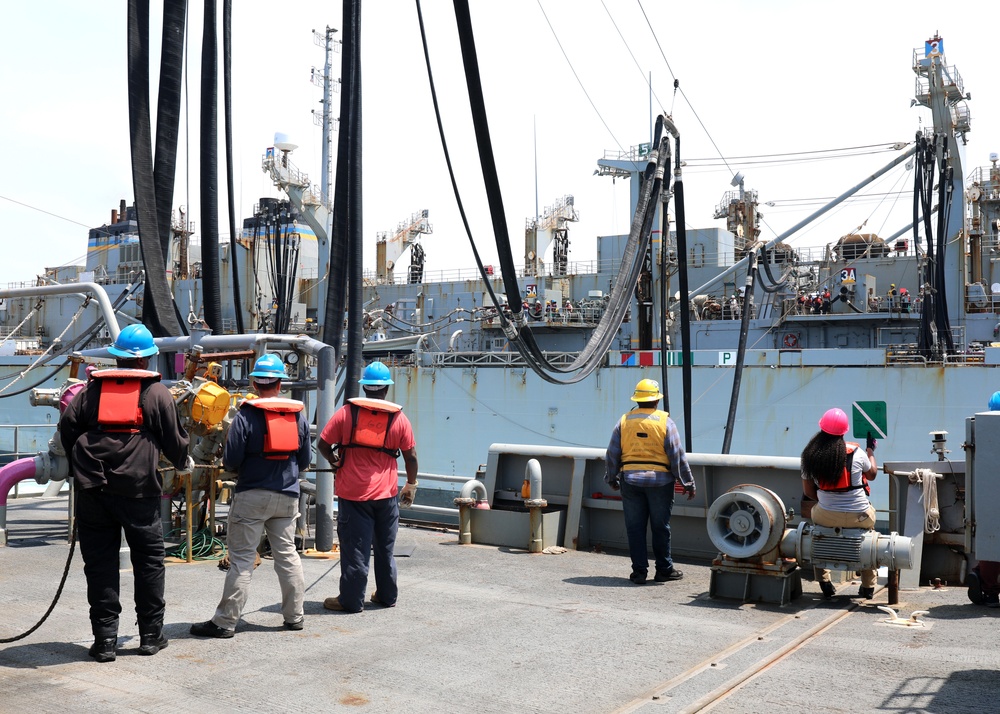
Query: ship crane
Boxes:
[
  {"xmin": 376, "ymin": 210, "xmax": 432, "ymax": 284},
  {"xmin": 713, "ymin": 172, "xmax": 761, "ymax": 260},
  {"xmin": 524, "ymin": 195, "xmax": 579, "ymax": 277}
]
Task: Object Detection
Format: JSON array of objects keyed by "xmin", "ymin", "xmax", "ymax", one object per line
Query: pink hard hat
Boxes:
[{"xmin": 818, "ymin": 408, "xmax": 849, "ymax": 436}]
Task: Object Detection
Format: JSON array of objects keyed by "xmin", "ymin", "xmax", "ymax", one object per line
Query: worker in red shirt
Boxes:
[{"xmin": 317, "ymin": 362, "xmax": 418, "ymax": 613}]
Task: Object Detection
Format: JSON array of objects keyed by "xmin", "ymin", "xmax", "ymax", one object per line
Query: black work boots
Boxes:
[
  {"xmin": 139, "ymin": 628, "xmax": 169, "ymax": 656},
  {"xmin": 88, "ymin": 636, "xmax": 117, "ymax": 663}
]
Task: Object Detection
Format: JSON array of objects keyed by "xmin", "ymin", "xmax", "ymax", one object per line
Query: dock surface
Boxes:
[{"xmin": 1, "ymin": 496, "xmax": 997, "ymax": 713}]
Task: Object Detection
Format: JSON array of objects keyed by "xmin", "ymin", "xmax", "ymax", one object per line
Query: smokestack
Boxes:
[
  {"xmin": 111, "ymin": 209, "xmax": 118, "ymax": 224},
  {"xmin": 120, "ymin": 199, "xmax": 127, "ymax": 221}
]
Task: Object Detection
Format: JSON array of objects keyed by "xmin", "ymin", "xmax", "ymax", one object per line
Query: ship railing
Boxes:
[
  {"xmin": 945, "ymin": 352, "xmax": 985, "ymax": 365},
  {"xmin": 0, "ymin": 424, "xmax": 57, "ymax": 499},
  {"xmin": 886, "ymin": 352, "xmax": 927, "ymax": 365},
  {"xmin": 432, "ymin": 351, "xmax": 591, "ymax": 367},
  {"xmin": 886, "ymin": 350, "xmax": 984, "ymax": 365},
  {"xmin": 966, "ymin": 165, "xmax": 1000, "ymax": 194},
  {"xmin": 361, "ymin": 258, "xmax": 623, "ymax": 285},
  {"xmin": 394, "ymin": 471, "xmax": 472, "ymax": 519}
]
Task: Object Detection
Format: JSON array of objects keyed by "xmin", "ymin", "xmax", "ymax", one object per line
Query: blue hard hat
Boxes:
[
  {"xmin": 989, "ymin": 391, "xmax": 1000, "ymax": 411},
  {"xmin": 249, "ymin": 353, "xmax": 288, "ymax": 380},
  {"xmin": 358, "ymin": 361, "xmax": 393, "ymax": 386},
  {"xmin": 108, "ymin": 324, "xmax": 159, "ymax": 358}
]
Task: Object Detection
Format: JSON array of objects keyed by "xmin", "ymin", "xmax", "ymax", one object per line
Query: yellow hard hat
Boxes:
[{"xmin": 631, "ymin": 378, "xmax": 664, "ymax": 402}]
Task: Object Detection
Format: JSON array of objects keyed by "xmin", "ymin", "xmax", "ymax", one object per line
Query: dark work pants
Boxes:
[
  {"xmin": 336, "ymin": 496, "xmax": 399, "ymax": 612},
  {"xmin": 76, "ymin": 488, "xmax": 165, "ymax": 637},
  {"xmin": 620, "ymin": 480, "xmax": 675, "ymax": 575}
]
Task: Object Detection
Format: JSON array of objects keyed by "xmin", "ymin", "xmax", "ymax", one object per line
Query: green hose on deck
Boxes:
[{"xmin": 165, "ymin": 528, "xmax": 227, "ymax": 561}]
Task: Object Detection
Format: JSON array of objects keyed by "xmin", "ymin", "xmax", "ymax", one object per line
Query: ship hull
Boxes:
[{"xmin": 394, "ymin": 349, "xmax": 992, "ymax": 514}]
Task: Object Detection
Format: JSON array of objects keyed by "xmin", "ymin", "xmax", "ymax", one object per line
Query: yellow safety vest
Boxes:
[{"xmin": 620, "ymin": 408, "xmax": 671, "ymax": 472}]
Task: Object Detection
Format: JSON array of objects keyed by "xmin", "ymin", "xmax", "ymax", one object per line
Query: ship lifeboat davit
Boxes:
[{"xmin": 835, "ymin": 233, "xmax": 889, "ymax": 261}]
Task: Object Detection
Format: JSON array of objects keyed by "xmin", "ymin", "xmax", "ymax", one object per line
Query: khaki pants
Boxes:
[{"xmin": 811, "ymin": 503, "xmax": 877, "ymax": 588}]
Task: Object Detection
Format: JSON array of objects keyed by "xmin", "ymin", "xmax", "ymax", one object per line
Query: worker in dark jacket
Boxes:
[
  {"xmin": 190, "ymin": 354, "xmax": 310, "ymax": 638},
  {"xmin": 60, "ymin": 324, "xmax": 190, "ymax": 662}
]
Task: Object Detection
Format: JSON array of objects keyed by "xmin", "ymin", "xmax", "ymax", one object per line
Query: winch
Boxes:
[{"xmin": 706, "ymin": 484, "xmax": 914, "ymax": 605}]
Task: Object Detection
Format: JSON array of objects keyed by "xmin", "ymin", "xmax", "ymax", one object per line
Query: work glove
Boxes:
[
  {"xmin": 178, "ymin": 455, "xmax": 195, "ymax": 474},
  {"xmin": 866, "ymin": 432, "xmax": 877, "ymax": 451},
  {"xmin": 683, "ymin": 484, "xmax": 696, "ymax": 500},
  {"xmin": 399, "ymin": 481, "xmax": 418, "ymax": 508},
  {"xmin": 609, "ymin": 479, "xmax": 620, "ymax": 492}
]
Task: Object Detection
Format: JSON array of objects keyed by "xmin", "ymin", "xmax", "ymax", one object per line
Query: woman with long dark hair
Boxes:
[{"xmin": 801, "ymin": 407, "xmax": 878, "ymax": 599}]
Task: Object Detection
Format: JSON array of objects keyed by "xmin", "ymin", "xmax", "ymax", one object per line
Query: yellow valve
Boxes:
[{"xmin": 191, "ymin": 381, "xmax": 231, "ymax": 427}]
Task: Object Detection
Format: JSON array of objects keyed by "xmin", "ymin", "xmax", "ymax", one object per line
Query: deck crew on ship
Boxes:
[
  {"xmin": 190, "ymin": 353, "xmax": 311, "ymax": 639},
  {"xmin": 60, "ymin": 324, "xmax": 190, "ymax": 662},
  {"xmin": 800, "ymin": 407, "xmax": 878, "ymax": 599},
  {"xmin": 317, "ymin": 361, "xmax": 418, "ymax": 613},
  {"xmin": 605, "ymin": 378, "xmax": 696, "ymax": 585}
]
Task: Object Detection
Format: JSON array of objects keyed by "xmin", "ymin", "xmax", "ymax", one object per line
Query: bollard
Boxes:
[
  {"xmin": 454, "ymin": 498, "xmax": 475, "ymax": 545},
  {"xmin": 455, "ymin": 479, "xmax": 489, "ymax": 545},
  {"xmin": 524, "ymin": 459, "xmax": 547, "ymax": 553}
]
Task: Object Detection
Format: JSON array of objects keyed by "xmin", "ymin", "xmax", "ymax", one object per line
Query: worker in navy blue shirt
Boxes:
[
  {"xmin": 605, "ymin": 378, "xmax": 695, "ymax": 585},
  {"xmin": 190, "ymin": 354, "xmax": 311, "ymax": 638}
]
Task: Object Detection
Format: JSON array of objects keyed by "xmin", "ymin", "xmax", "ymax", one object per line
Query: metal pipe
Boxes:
[
  {"xmin": 524, "ymin": 459, "xmax": 546, "ymax": 553},
  {"xmin": 0, "ymin": 283, "xmax": 122, "ymax": 341},
  {"xmin": 454, "ymin": 479, "xmax": 488, "ymax": 545},
  {"xmin": 0, "ymin": 457, "xmax": 39, "ymax": 544},
  {"xmin": 314, "ymin": 345, "xmax": 337, "ymax": 551},
  {"xmin": 526, "ymin": 458, "xmax": 542, "ymax": 501},
  {"xmin": 688, "ymin": 146, "xmax": 917, "ymax": 297},
  {"xmin": 487, "ymin": 443, "xmax": 801, "ymax": 471},
  {"xmin": 448, "ymin": 329, "xmax": 463, "ymax": 351},
  {"xmin": 459, "ymin": 479, "xmax": 488, "ymax": 501}
]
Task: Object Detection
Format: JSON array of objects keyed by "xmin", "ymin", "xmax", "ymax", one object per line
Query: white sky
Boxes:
[{"xmin": 1, "ymin": 1, "xmax": 997, "ymax": 286}]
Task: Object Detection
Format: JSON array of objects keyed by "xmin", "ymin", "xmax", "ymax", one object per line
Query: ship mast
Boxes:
[{"xmin": 310, "ymin": 27, "xmax": 340, "ymax": 315}]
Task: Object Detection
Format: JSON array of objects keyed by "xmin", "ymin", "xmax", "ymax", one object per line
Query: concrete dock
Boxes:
[{"xmin": 1, "ymin": 495, "xmax": 997, "ymax": 713}]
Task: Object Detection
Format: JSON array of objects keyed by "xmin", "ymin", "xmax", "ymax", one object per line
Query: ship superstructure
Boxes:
[{"xmin": 0, "ymin": 36, "xmax": 996, "ymax": 522}]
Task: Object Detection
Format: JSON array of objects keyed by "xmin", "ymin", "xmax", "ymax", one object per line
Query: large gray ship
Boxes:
[
  {"xmin": 4, "ymin": 12, "xmax": 1000, "ymax": 710},
  {"xmin": 2, "ymin": 35, "xmax": 994, "ymax": 524}
]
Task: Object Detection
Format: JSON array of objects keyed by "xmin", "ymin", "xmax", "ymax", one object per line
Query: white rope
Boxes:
[
  {"xmin": 0, "ymin": 302, "xmax": 41, "ymax": 348},
  {"xmin": 909, "ymin": 468, "xmax": 941, "ymax": 533},
  {"xmin": 0, "ymin": 305, "xmax": 86, "ymax": 396}
]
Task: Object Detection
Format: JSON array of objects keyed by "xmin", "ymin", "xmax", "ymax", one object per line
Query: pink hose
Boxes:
[{"xmin": 0, "ymin": 457, "xmax": 39, "ymax": 508}]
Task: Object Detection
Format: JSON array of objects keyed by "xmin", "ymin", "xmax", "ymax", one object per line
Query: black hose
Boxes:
[
  {"xmin": 423, "ymin": 0, "xmax": 662, "ymax": 384},
  {"xmin": 200, "ymin": 0, "xmax": 223, "ymax": 334},
  {"xmin": 757, "ymin": 247, "xmax": 786, "ymax": 293},
  {"xmin": 721, "ymin": 266, "xmax": 757, "ymax": 454},
  {"xmin": 0, "ymin": 523, "xmax": 76, "ymax": 643},
  {"xmin": 321, "ymin": 0, "xmax": 355, "ymax": 373},
  {"xmin": 674, "ymin": 178, "xmax": 693, "ymax": 453},
  {"xmin": 344, "ymin": 0, "xmax": 364, "ymax": 401},
  {"xmin": 153, "ymin": 0, "xmax": 189, "ymax": 361},
  {"xmin": 658, "ymin": 195, "xmax": 670, "ymax": 414},
  {"xmin": 920, "ymin": 135, "xmax": 940, "ymax": 356},
  {"xmin": 222, "ymin": 0, "xmax": 245, "ymax": 333},
  {"xmin": 453, "ymin": 0, "xmax": 523, "ymax": 314},
  {"xmin": 935, "ymin": 157, "xmax": 955, "ymax": 353},
  {"xmin": 126, "ymin": 0, "xmax": 182, "ymax": 338},
  {"xmin": 153, "ymin": 1, "xmax": 185, "ymax": 267}
]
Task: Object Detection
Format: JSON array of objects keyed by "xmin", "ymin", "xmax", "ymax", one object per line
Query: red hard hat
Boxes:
[{"xmin": 818, "ymin": 408, "xmax": 849, "ymax": 436}]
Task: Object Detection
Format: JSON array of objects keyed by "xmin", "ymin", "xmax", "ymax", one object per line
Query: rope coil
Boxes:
[{"xmin": 909, "ymin": 468, "xmax": 941, "ymax": 533}]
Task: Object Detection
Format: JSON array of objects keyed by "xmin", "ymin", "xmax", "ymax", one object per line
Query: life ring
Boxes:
[{"xmin": 783, "ymin": 333, "xmax": 799, "ymax": 349}]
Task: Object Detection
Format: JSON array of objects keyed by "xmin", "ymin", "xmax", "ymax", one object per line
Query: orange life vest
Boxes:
[
  {"xmin": 620, "ymin": 408, "xmax": 670, "ymax": 472},
  {"xmin": 817, "ymin": 442, "xmax": 871, "ymax": 496},
  {"xmin": 92, "ymin": 368, "xmax": 160, "ymax": 433},
  {"xmin": 342, "ymin": 397, "xmax": 403, "ymax": 459},
  {"xmin": 244, "ymin": 397, "xmax": 304, "ymax": 460}
]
